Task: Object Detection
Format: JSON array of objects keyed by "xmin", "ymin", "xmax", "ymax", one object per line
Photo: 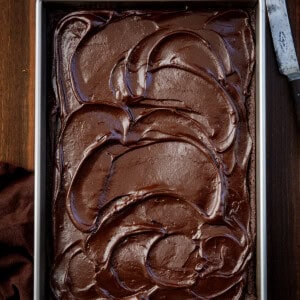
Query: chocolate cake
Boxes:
[{"xmin": 50, "ymin": 9, "xmax": 256, "ymax": 299}]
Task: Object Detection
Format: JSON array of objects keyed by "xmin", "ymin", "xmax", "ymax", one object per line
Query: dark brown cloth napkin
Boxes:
[{"xmin": 0, "ymin": 163, "xmax": 33, "ymax": 300}]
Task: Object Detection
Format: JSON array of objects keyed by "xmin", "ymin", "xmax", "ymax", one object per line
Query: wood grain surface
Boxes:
[
  {"xmin": 0, "ymin": 0, "xmax": 35, "ymax": 170},
  {"xmin": 266, "ymin": 0, "xmax": 300, "ymax": 299},
  {"xmin": 0, "ymin": 0, "xmax": 299, "ymax": 298}
]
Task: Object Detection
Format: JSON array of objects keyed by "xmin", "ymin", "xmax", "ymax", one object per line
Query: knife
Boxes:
[{"xmin": 266, "ymin": 0, "xmax": 300, "ymax": 127}]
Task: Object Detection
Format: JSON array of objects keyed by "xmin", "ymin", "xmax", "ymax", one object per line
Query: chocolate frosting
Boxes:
[{"xmin": 51, "ymin": 9, "xmax": 255, "ymax": 299}]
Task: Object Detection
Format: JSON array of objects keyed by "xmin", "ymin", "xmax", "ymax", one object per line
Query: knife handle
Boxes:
[{"xmin": 290, "ymin": 79, "xmax": 300, "ymax": 128}]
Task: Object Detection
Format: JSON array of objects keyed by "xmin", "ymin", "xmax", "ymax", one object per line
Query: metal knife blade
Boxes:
[
  {"xmin": 267, "ymin": 0, "xmax": 300, "ymax": 127},
  {"xmin": 266, "ymin": 0, "xmax": 300, "ymax": 79}
]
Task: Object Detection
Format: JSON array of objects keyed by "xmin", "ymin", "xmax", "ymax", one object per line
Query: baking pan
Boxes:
[{"xmin": 34, "ymin": 0, "xmax": 267, "ymax": 299}]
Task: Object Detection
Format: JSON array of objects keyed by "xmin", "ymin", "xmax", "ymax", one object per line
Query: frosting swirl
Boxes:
[{"xmin": 51, "ymin": 9, "xmax": 255, "ymax": 299}]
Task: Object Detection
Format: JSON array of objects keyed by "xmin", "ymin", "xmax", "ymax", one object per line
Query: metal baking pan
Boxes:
[{"xmin": 34, "ymin": 0, "xmax": 267, "ymax": 299}]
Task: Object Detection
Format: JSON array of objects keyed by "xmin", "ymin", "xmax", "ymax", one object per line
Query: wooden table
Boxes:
[
  {"xmin": 266, "ymin": 1, "xmax": 300, "ymax": 299},
  {"xmin": 0, "ymin": 0, "xmax": 35, "ymax": 170},
  {"xmin": 0, "ymin": 0, "xmax": 299, "ymax": 298}
]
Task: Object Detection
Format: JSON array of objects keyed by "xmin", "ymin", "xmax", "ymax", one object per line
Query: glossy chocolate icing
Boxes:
[{"xmin": 51, "ymin": 9, "xmax": 255, "ymax": 299}]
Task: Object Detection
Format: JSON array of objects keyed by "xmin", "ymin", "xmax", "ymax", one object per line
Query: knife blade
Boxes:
[{"xmin": 266, "ymin": 0, "xmax": 300, "ymax": 127}]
